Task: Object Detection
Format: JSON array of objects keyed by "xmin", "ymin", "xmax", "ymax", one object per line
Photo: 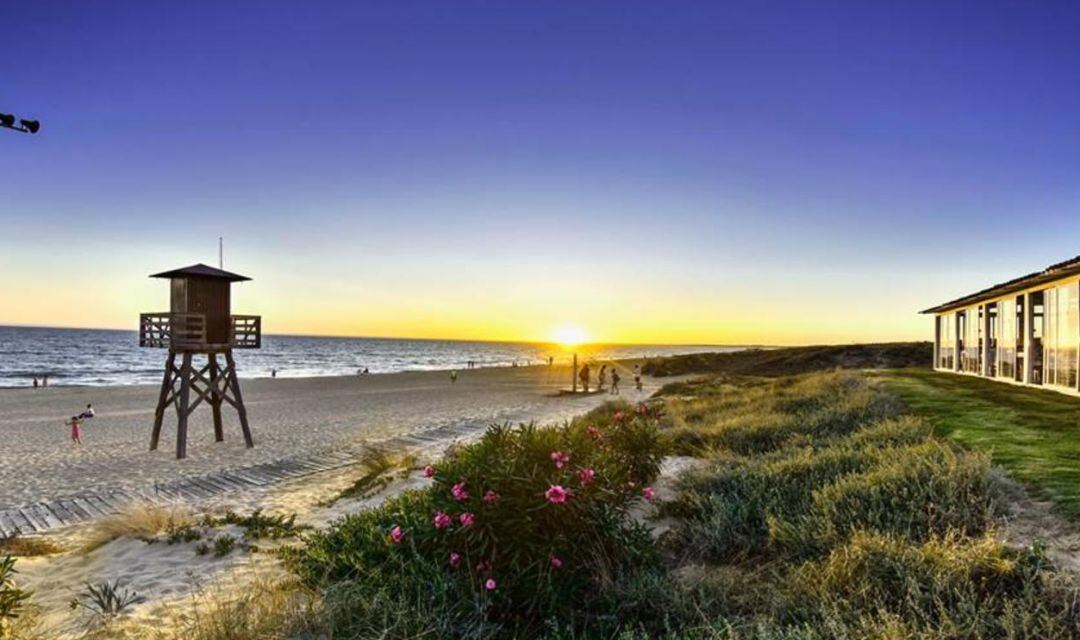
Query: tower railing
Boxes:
[
  {"xmin": 139, "ymin": 312, "xmax": 207, "ymax": 349},
  {"xmin": 140, "ymin": 312, "xmax": 261, "ymax": 350}
]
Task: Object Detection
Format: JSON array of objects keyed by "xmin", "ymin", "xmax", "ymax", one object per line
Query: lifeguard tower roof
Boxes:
[{"xmin": 149, "ymin": 263, "xmax": 251, "ymax": 282}]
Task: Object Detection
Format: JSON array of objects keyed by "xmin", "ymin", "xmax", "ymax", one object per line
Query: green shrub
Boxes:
[
  {"xmin": 775, "ymin": 441, "xmax": 998, "ymax": 555},
  {"xmin": 0, "ymin": 555, "xmax": 31, "ymax": 632},
  {"xmin": 668, "ymin": 443, "xmax": 884, "ymax": 561},
  {"xmin": 782, "ymin": 531, "xmax": 1080, "ymax": 638},
  {"xmin": 839, "ymin": 415, "xmax": 932, "ymax": 449},
  {"xmin": 291, "ymin": 408, "xmax": 669, "ymax": 638},
  {"xmin": 212, "ymin": 535, "xmax": 237, "ymax": 557},
  {"xmin": 663, "ymin": 373, "xmax": 902, "ymax": 456}
]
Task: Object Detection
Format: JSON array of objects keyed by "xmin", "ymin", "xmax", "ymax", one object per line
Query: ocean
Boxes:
[{"xmin": 0, "ymin": 326, "xmax": 733, "ymax": 388}]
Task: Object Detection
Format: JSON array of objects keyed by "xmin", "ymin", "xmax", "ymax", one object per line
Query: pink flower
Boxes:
[
  {"xmin": 550, "ymin": 451, "xmax": 570, "ymax": 469},
  {"xmin": 545, "ymin": 485, "xmax": 570, "ymax": 504},
  {"xmin": 459, "ymin": 512, "xmax": 476, "ymax": 527},
  {"xmin": 586, "ymin": 425, "xmax": 602, "ymax": 440},
  {"xmin": 578, "ymin": 468, "xmax": 596, "ymax": 486},
  {"xmin": 451, "ymin": 481, "xmax": 469, "ymax": 502},
  {"xmin": 449, "ymin": 552, "xmax": 461, "ymax": 567},
  {"xmin": 390, "ymin": 525, "xmax": 404, "ymax": 544},
  {"xmin": 613, "ymin": 411, "xmax": 626, "ymax": 422},
  {"xmin": 483, "ymin": 490, "xmax": 500, "ymax": 504},
  {"xmin": 433, "ymin": 511, "xmax": 452, "ymax": 529},
  {"xmin": 642, "ymin": 487, "xmax": 655, "ymax": 502},
  {"xmin": 485, "ymin": 578, "xmax": 497, "ymax": 591},
  {"xmin": 423, "ymin": 465, "xmax": 436, "ymax": 478},
  {"xmin": 550, "ymin": 555, "xmax": 563, "ymax": 569}
]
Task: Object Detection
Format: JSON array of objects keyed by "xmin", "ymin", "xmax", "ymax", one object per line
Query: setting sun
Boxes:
[{"xmin": 551, "ymin": 323, "xmax": 588, "ymax": 347}]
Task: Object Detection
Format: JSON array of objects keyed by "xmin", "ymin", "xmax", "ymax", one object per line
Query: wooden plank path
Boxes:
[{"xmin": 0, "ymin": 421, "xmax": 487, "ymax": 538}]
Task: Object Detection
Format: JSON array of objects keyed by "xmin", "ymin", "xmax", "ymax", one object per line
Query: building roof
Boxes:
[
  {"xmin": 921, "ymin": 254, "xmax": 1080, "ymax": 314},
  {"xmin": 149, "ymin": 263, "xmax": 251, "ymax": 282}
]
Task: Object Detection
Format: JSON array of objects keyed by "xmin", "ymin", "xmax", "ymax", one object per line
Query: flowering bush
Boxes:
[{"xmin": 290, "ymin": 401, "xmax": 668, "ymax": 637}]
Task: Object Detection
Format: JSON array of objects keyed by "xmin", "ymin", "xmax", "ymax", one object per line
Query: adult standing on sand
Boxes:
[
  {"xmin": 579, "ymin": 363, "xmax": 590, "ymax": 393},
  {"xmin": 634, "ymin": 365, "xmax": 643, "ymax": 392},
  {"xmin": 32, "ymin": 377, "xmax": 38, "ymax": 389},
  {"xmin": 610, "ymin": 368, "xmax": 621, "ymax": 395},
  {"xmin": 598, "ymin": 365, "xmax": 607, "ymax": 391}
]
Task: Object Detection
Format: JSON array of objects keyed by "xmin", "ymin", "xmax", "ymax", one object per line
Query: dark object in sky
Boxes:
[{"xmin": 0, "ymin": 111, "xmax": 41, "ymax": 134}]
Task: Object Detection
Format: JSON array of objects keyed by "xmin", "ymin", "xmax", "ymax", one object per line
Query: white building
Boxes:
[{"xmin": 924, "ymin": 256, "xmax": 1080, "ymax": 395}]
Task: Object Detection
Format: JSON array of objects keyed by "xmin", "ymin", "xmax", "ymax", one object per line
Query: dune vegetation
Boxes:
[
  {"xmin": 4, "ymin": 361, "xmax": 1079, "ymax": 638},
  {"xmin": 277, "ymin": 370, "xmax": 1077, "ymax": 638},
  {"xmin": 642, "ymin": 342, "xmax": 932, "ymax": 378}
]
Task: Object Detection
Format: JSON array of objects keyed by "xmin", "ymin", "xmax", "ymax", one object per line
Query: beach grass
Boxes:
[
  {"xmin": 879, "ymin": 368, "xmax": 1080, "ymax": 520},
  {"xmin": 84, "ymin": 504, "xmax": 194, "ymax": 552},
  {"xmin": 0, "ymin": 536, "xmax": 63, "ymax": 558}
]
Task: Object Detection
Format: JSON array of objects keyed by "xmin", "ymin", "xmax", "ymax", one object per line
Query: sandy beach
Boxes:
[{"xmin": 0, "ymin": 363, "xmax": 657, "ymax": 509}]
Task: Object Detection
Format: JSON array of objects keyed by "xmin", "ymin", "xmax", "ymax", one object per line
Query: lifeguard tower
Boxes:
[{"xmin": 139, "ymin": 264, "xmax": 261, "ymax": 459}]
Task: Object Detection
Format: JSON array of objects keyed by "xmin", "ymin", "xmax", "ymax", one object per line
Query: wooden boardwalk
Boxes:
[{"xmin": 0, "ymin": 421, "xmax": 486, "ymax": 538}]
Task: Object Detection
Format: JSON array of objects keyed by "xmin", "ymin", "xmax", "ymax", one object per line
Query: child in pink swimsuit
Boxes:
[{"xmin": 66, "ymin": 416, "xmax": 83, "ymax": 445}]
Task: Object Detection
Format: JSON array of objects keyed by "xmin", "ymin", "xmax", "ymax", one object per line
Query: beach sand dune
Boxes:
[{"xmin": 0, "ymin": 364, "xmax": 653, "ymax": 508}]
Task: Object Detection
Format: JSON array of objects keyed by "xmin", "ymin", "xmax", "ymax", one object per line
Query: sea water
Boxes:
[{"xmin": 0, "ymin": 325, "xmax": 735, "ymax": 388}]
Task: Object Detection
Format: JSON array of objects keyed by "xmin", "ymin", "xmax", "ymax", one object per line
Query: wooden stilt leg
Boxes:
[
  {"xmin": 225, "ymin": 350, "xmax": 254, "ymax": 448},
  {"xmin": 210, "ymin": 354, "xmax": 224, "ymax": 442},
  {"xmin": 176, "ymin": 352, "xmax": 193, "ymax": 459},
  {"xmin": 150, "ymin": 351, "xmax": 175, "ymax": 451}
]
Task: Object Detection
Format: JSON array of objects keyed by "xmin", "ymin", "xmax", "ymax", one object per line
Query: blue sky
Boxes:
[{"xmin": 2, "ymin": 1, "xmax": 1080, "ymax": 343}]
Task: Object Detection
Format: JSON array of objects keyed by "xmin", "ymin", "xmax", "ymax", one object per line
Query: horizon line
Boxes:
[{"xmin": 0, "ymin": 322, "xmax": 748, "ymax": 349}]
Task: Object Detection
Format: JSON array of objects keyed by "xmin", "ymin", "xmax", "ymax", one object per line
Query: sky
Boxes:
[{"xmin": 3, "ymin": 1, "xmax": 1080, "ymax": 345}]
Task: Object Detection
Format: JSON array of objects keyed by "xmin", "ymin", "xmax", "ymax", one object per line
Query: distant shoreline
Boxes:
[
  {"xmin": 0, "ymin": 351, "xmax": 742, "ymax": 391},
  {"xmin": 0, "ymin": 325, "xmax": 743, "ymax": 389}
]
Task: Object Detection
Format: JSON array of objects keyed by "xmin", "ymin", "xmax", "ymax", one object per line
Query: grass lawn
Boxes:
[{"xmin": 880, "ymin": 368, "xmax": 1080, "ymax": 520}]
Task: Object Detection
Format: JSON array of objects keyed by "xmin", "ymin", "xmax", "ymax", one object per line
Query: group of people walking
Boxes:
[
  {"xmin": 31, "ymin": 375, "xmax": 50, "ymax": 388},
  {"xmin": 577, "ymin": 363, "xmax": 644, "ymax": 394}
]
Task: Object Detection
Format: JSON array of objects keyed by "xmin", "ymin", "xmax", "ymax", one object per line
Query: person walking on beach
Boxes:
[
  {"xmin": 66, "ymin": 415, "xmax": 83, "ymax": 445},
  {"xmin": 597, "ymin": 365, "xmax": 607, "ymax": 391},
  {"xmin": 610, "ymin": 368, "xmax": 621, "ymax": 395},
  {"xmin": 634, "ymin": 364, "xmax": 643, "ymax": 392},
  {"xmin": 32, "ymin": 377, "xmax": 39, "ymax": 389},
  {"xmin": 42, "ymin": 375, "xmax": 49, "ymax": 388},
  {"xmin": 79, "ymin": 404, "xmax": 95, "ymax": 420},
  {"xmin": 579, "ymin": 363, "xmax": 590, "ymax": 393}
]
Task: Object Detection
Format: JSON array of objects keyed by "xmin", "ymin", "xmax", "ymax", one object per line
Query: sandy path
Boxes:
[{"xmin": 0, "ymin": 364, "xmax": 656, "ymax": 508}]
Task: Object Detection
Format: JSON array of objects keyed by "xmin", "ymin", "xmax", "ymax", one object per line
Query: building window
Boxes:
[
  {"xmin": 961, "ymin": 308, "xmax": 981, "ymax": 373},
  {"xmin": 996, "ymin": 298, "xmax": 1016, "ymax": 380},
  {"xmin": 1044, "ymin": 282, "xmax": 1079, "ymax": 389},
  {"xmin": 938, "ymin": 313, "xmax": 954, "ymax": 370}
]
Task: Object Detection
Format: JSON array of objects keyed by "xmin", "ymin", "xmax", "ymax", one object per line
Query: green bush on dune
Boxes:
[
  {"xmin": 289, "ymin": 403, "xmax": 671, "ymax": 638},
  {"xmin": 782, "ymin": 531, "xmax": 1079, "ymax": 638}
]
